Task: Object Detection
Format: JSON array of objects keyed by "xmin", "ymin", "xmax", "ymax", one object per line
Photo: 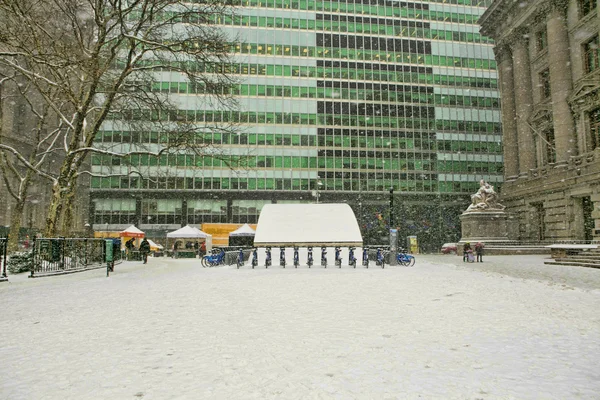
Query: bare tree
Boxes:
[{"xmin": 0, "ymin": 0, "xmax": 240, "ymax": 238}]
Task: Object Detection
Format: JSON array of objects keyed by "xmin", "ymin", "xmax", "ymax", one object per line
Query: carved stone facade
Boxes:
[{"xmin": 480, "ymin": 0, "xmax": 600, "ymax": 242}]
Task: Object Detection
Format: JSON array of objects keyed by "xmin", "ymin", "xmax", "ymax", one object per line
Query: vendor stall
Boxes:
[
  {"xmin": 166, "ymin": 225, "xmax": 212, "ymax": 258},
  {"xmin": 120, "ymin": 225, "xmax": 145, "ymax": 260},
  {"xmin": 228, "ymin": 223, "xmax": 256, "ymax": 247},
  {"xmin": 147, "ymin": 239, "xmax": 164, "ymax": 257}
]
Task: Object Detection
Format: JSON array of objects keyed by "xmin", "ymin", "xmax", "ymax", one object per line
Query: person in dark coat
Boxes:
[
  {"xmin": 475, "ymin": 242, "xmax": 484, "ymax": 262},
  {"xmin": 139, "ymin": 238, "xmax": 151, "ymax": 264}
]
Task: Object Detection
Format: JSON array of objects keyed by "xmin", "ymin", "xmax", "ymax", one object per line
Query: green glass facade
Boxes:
[{"xmin": 91, "ymin": 0, "xmax": 501, "ymax": 249}]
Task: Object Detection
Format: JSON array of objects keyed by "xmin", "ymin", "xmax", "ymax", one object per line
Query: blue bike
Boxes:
[
  {"xmin": 280, "ymin": 246, "xmax": 286, "ymax": 267},
  {"xmin": 293, "ymin": 246, "xmax": 300, "ymax": 268},
  {"xmin": 307, "ymin": 247, "xmax": 313, "ymax": 268},
  {"xmin": 396, "ymin": 248, "xmax": 416, "ymax": 267},
  {"xmin": 251, "ymin": 248, "xmax": 258, "ymax": 268},
  {"xmin": 265, "ymin": 247, "xmax": 272, "ymax": 268},
  {"xmin": 321, "ymin": 246, "xmax": 327, "ymax": 267},
  {"xmin": 362, "ymin": 248, "xmax": 369, "ymax": 268},
  {"xmin": 375, "ymin": 248, "xmax": 385, "ymax": 269},
  {"xmin": 202, "ymin": 249, "xmax": 226, "ymax": 267},
  {"xmin": 349, "ymin": 247, "xmax": 357, "ymax": 268},
  {"xmin": 335, "ymin": 246, "xmax": 342, "ymax": 268},
  {"xmin": 237, "ymin": 248, "xmax": 244, "ymax": 268}
]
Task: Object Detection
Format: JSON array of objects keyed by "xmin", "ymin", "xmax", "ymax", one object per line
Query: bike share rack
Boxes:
[{"xmin": 234, "ymin": 245, "xmax": 414, "ymax": 269}]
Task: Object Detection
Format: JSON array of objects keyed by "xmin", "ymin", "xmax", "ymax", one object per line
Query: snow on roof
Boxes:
[
  {"xmin": 147, "ymin": 239, "xmax": 164, "ymax": 250},
  {"xmin": 229, "ymin": 223, "xmax": 256, "ymax": 236},
  {"xmin": 254, "ymin": 203, "xmax": 363, "ymax": 247},
  {"xmin": 167, "ymin": 225, "xmax": 211, "ymax": 238}
]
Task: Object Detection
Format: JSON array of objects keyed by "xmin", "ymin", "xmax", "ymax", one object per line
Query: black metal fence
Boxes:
[
  {"xmin": 0, "ymin": 237, "xmax": 7, "ymax": 279},
  {"xmin": 30, "ymin": 237, "xmax": 122, "ymax": 277}
]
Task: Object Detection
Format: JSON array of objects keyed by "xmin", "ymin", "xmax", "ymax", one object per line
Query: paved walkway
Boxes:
[{"xmin": 1, "ymin": 255, "xmax": 599, "ymax": 399}]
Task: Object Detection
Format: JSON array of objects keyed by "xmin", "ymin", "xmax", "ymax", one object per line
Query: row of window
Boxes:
[
  {"xmin": 108, "ymin": 109, "xmax": 501, "ymax": 132},
  {"xmin": 159, "ymin": 1, "xmax": 484, "ymax": 24},
  {"xmin": 96, "ymin": 155, "xmax": 502, "ymax": 173},
  {"xmin": 91, "ymin": 175, "xmax": 488, "ymax": 194},
  {"xmin": 118, "ymin": 60, "xmax": 499, "ymax": 89},
  {"xmin": 95, "ymin": 131, "xmax": 503, "ymax": 153},
  {"xmin": 237, "ymin": 0, "xmax": 483, "ymax": 24},
  {"xmin": 160, "ymin": 82, "xmax": 499, "ymax": 108},
  {"xmin": 230, "ymin": 0, "xmax": 492, "ymax": 9},
  {"xmin": 231, "ymin": 43, "xmax": 497, "ymax": 70},
  {"xmin": 208, "ymin": 14, "xmax": 493, "ymax": 44}
]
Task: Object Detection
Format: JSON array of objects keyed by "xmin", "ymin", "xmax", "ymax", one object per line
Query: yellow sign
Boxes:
[{"xmin": 408, "ymin": 236, "xmax": 419, "ymax": 254}]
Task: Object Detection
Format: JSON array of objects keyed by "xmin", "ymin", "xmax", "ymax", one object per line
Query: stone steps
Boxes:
[
  {"xmin": 483, "ymin": 246, "xmax": 550, "ymax": 255},
  {"xmin": 544, "ymin": 260, "xmax": 600, "ymax": 269},
  {"xmin": 544, "ymin": 247, "xmax": 600, "ymax": 269}
]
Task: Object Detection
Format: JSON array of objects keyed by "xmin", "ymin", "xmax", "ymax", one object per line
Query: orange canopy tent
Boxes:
[
  {"xmin": 120, "ymin": 225, "xmax": 145, "ymax": 249},
  {"xmin": 120, "ymin": 225, "xmax": 145, "ymax": 238}
]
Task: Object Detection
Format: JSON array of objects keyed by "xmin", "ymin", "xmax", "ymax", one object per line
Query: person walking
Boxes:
[
  {"xmin": 139, "ymin": 238, "xmax": 151, "ymax": 264},
  {"xmin": 475, "ymin": 242, "xmax": 484, "ymax": 263}
]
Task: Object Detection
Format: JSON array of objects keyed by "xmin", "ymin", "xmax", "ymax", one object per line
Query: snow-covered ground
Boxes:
[{"xmin": 1, "ymin": 254, "xmax": 600, "ymax": 399}]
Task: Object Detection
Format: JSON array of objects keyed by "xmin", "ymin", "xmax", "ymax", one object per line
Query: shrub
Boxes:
[{"xmin": 7, "ymin": 251, "xmax": 33, "ymax": 274}]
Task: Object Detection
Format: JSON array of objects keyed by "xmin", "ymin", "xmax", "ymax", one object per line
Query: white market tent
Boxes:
[
  {"xmin": 166, "ymin": 225, "xmax": 213, "ymax": 250},
  {"xmin": 147, "ymin": 239, "xmax": 164, "ymax": 250},
  {"xmin": 120, "ymin": 225, "xmax": 145, "ymax": 238},
  {"xmin": 229, "ymin": 223, "xmax": 256, "ymax": 246},
  {"xmin": 229, "ymin": 223, "xmax": 256, "ymax": 236},
  {"xmin": 254, "ymin": 203, "xmax": 363, "ymax": 247}
]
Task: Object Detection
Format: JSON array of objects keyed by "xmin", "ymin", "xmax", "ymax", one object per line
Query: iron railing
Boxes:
[
  {"xmin": 0, "ymin": 237, "xmax": 7, "ymax": 279},
  {"xmin": 30, "ymin": 237, "xmax": 122, "ymax": 277}
]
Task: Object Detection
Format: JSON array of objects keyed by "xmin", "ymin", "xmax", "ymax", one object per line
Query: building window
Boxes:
[
  {"xmin": 578, "ymin": 0, "xmax": 596, "ymax": 18},
  {"xmin": 591, "ymin": 108, "xmax": 600, "ymax": 149},
  {"xmin": 533, "ymin": 203, "xmax": 546, "ymax": 241},
  {"xmin": 583, "ymin": 35, "xmax": 599, "ymax": 74},
  {"xmin": 536, "ymin": 29, "xmax": 547, "ymax": 52},
  {"xmin": 539, "ymin": 69, "xmax": 551, "ymax": 99},
  {"xmin": 544, "ymin": 129, "xmax": 556, "ymax": 164}
]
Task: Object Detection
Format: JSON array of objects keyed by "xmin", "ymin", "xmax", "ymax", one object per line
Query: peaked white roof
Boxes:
[
  {"xmin": 166, "ymin": 225, "xmax": 211, "ymax": 238},
  {"xmin": 147, "ymin": 239, "xmax": 164, "ymax": 249},
  {"xmin": 254, "ymin": 204, "xmax": 362, "ymax": 246},
  {"xmin": 120, "ymin": 225, "xmax": 145, "ymax": 236},
  {"xmin": 229, "ymin": 223, "xmax": 256, "ymax": 236}
]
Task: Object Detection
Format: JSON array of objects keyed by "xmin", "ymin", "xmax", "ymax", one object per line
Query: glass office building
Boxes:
[{"xmin": 90, "ymin": 0, "xmax": 501, "ymax": 248}]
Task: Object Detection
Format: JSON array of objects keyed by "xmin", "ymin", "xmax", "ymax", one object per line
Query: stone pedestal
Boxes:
[{"xmin": 459, "ymin": 211, "xmax": 509, "ymax": 245}]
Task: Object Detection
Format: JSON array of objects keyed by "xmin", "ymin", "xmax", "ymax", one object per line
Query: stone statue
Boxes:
[{"xmin": 465, "ymin": 180, "xmax": 505, "ymax": 212}]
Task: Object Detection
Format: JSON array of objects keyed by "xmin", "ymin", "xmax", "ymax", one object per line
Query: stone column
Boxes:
[
  {"xmin": 512, "ymin": 33, "xmax": 536, "ymax": 175},
  {"xmin": 546, "ymin": 5, "xmax": 577, "ymax": 164},
  {"xmin": 495, "ymin": 45, "xmax": 519, "ymax": 181}
]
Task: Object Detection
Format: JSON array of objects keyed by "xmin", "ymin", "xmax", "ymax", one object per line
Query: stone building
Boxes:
[{"xmin": 480, "ymin": 0, "xmax": 599, "ymax": 241}]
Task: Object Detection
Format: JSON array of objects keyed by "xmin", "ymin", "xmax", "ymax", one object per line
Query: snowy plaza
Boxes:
[{"xmin": 1, "ymin": 254, "xmax": 600, "ymax": 400}]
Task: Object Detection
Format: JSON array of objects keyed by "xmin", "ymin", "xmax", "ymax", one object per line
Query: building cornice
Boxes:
[{"xmin": 480, "ymin": 0, "xmax": 568, "ymax": 42}]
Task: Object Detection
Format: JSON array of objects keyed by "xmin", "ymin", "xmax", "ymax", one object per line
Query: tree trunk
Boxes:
[
  {"xmin": 60, "ymin": 189, "xmax": 76, "ymax": 236},
  {"xmin": 7, "ymin": 200, "xmax": 25, "ymax": 253},
  {"xmin": 45, "ymin": 182, "xmax": 64, "ymax": 238}
]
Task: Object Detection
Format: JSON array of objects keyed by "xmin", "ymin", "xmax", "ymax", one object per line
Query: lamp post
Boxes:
[
  {"xmin": 389, "ymin": 187, "xmax": 397, "ymax": 264},
  {"xmin": 313, "ymin": 176, "xmax": 323, "ymax": 203},
  {"xmin": 389, "ymin": 187, "xmax": 394, "ymax": 229}
]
